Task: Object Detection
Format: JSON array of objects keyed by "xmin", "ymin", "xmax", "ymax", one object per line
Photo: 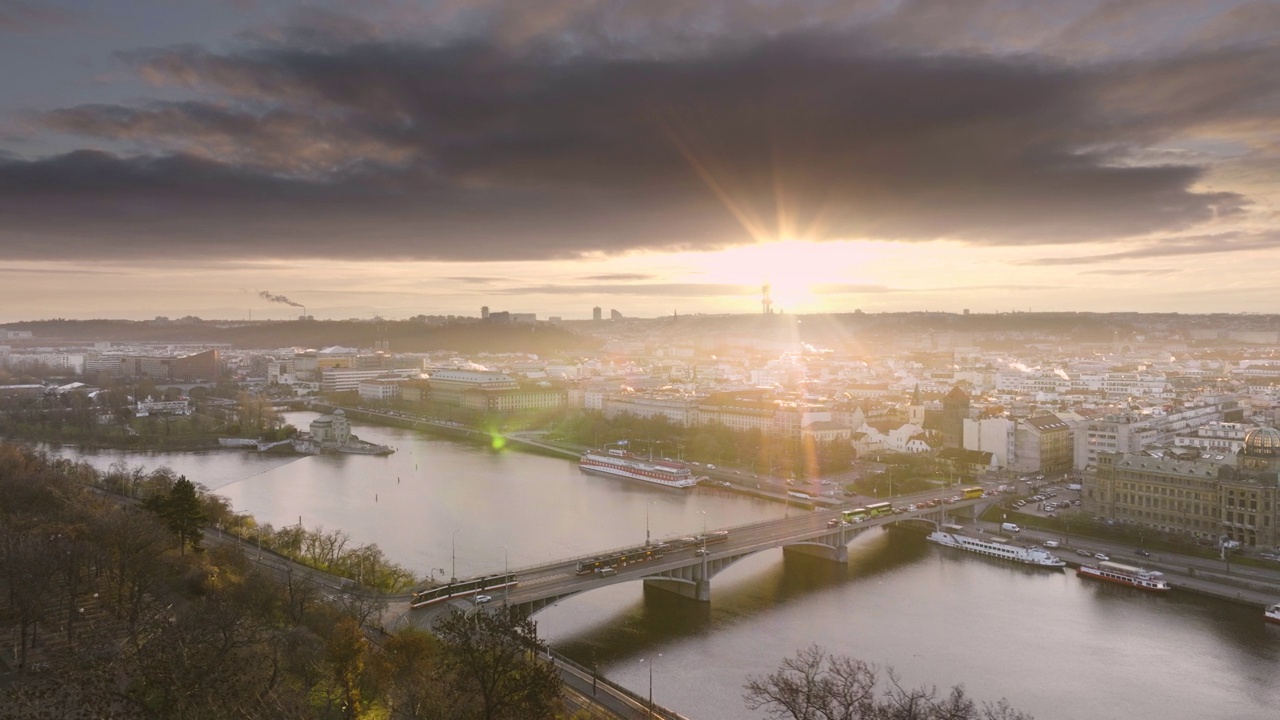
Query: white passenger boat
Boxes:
[
  {"xmin": 926, "ymin": 530, "xmax": 1066, "ymax": 568},
  {"xmin": 1265, "ymin": 603, "xmax": 1280, "ymax": 625}
]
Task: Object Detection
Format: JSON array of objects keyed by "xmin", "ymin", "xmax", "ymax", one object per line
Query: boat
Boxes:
[
  {"xmin": 1077, "ymin": 561, "xmax": 1171, "ymax": 592},
  {"xmin": 926, "ymin": 530, "xmax": 1066, "ymax": 568},
  {"xmin": 578, "ymin": 449, "xmax": 698, "ymax": 489},
  {"xmin": 1266, "ymin": 603, "xmax": 1280, "ymax": 625}
]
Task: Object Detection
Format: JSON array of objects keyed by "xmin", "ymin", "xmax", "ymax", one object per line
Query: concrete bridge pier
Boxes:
[
  {"xmin": 782, "ymin": 541, "xmax": 849, "ymax": 564},
  {"xmin": 642, "ymin": 576, "xmax": 711, "ymax": 602}
]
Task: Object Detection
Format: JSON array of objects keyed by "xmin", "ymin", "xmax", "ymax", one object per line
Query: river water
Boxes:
[{"xmin": 33, "ymin": 412, "xmax": 1280, "ymax": 719}]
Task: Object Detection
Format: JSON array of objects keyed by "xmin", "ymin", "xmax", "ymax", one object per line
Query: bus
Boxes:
[
  {"xmin": 865, "ymin": 502, "xmax": 894, "ymax": 518},
  {"xmin": 962, "ymin": 486, "xmax": 984, "ymax": 500},
  {"xmin": 843, "ymin": 508, "xmax": 868, "ymax": 523}
]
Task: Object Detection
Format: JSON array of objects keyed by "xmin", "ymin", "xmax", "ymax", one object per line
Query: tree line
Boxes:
[
  {"xmin": 0, "ymin": 443, "xmax": 569, "ymax": 719},
  {"xmin": 551, "ymin": 410, "xmax": 857, "ymax": 479}
]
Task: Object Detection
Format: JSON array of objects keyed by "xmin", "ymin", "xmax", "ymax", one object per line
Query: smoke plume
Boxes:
[{"xmin": 258, "ymin": 291, "xmax": 303, "ymax": 308}]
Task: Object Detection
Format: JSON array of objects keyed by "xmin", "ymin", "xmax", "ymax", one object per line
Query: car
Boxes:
[
  {"xmin": 827, "ymin": 518, "xmax": 841, "ymax": 528},
  {"xmin": 694, "ymin": 548, "xmax": 709, "ymax": 556},
  {"xmin": 1045, "ymin": 512, "xmax": 1056, "ymax": 518},
  {"xmin": 1043, "ymin": 540, "xmax": 1060, "ymax": 548},
  {"xmin": 1135, "ymin": 549, "xmax": 1152, "ymax": 557},
  {"xmin": 474, "ymin": 594, "xmax": 492, "ymax": 604},
  {"xmin": 706, "ymin": 464, "xmax": 716, "ymax": 469},
  {"xmin": 1094, "ymin": 553, "xmax": 1110, "ymax": 561},
  {"xmin": 1076, "ymin": 549, "xmax": 1093, "ymax": 557}
]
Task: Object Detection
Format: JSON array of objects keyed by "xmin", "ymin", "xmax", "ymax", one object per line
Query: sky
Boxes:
[{"xmin": 1, "ymin": 0, "xmax": 1278, "ymax": 322}]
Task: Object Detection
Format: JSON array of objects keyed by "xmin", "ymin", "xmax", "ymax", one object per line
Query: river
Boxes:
[{"xmin": 32, "ymin": 412, "xmax": 1280, "ymax": 719}]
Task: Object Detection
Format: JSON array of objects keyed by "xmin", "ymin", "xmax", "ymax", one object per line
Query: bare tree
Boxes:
[
  {"xmin": 744, "ymin": 644, "xmax": 878, "ymax": 720},
  {"xmin": 745, "ymin": 646, "xmax": 1033, "ymax": 720}
]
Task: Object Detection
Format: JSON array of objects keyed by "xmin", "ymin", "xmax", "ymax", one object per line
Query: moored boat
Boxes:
[
  {"xmin": 926, "ymin": 530, "xmax": 1066, "ymax": 568},
  {"xmin": 1077, "ymin": 561, "xmax": 1170, "ymax": 592},
  {"xmin": 1266, "ymin": 603, "xmax": 1280, "ymax": 625},
  {"xmin": 579, "ymin": 449, "xmax": 698, "ymax": 489}
]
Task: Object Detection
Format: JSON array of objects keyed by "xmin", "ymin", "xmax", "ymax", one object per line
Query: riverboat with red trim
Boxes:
[
  {"xmin": 579, "ymin": 449, "xmax": 698, "ymax": 489},
  {"xmin": 1077, "ymin": 560, "xmax": 1170, "ymax": 592}
]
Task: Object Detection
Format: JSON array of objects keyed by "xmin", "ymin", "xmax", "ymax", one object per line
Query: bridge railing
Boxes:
[
  {"xmin": 498, "ymin": 510, "xmax": 838, "ymax": 579},
  {"xmin": 545, "ymin": 648, "xmax": 692, "ymax": 720},
  {"xmin": 438, "ymin": 498, "xmax": 984, "ymax": 588}
]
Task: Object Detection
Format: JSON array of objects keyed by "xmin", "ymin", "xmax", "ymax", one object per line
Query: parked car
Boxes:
[{"xmin": 474, "ymin": 594, "xmax": 492, "ymax": 604}]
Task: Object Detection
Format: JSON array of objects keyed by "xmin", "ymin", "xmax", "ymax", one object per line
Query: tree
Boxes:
[
  {"xmin": 745, "ymin": 645, "xmax": 1032, "ymax": 720},
  {"xmin": 434, "ymin": 605, "xmax": 563, "ymax": 720},
  {"xmin": 143, "ymin": 476, "xmax": 206, "ymax": 555}
]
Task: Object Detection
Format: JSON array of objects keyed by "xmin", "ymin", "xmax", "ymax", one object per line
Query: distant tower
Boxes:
[
  {"xmin": 593, "ymin": 306, "xmax": 602, "ymax": 321},
  {"xmin": 941, "ymin": 385, "xmax": 970, "ymax": 449},
  {"xmin": 481, "ymin": 306, "xmax": 490, "ymax": 321},
  {"xmin": 762, "ymin": 284, "xmax": 773, "ymax": 315}
]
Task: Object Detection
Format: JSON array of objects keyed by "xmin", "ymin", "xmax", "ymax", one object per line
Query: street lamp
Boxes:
[
  {"xmin": 646, "ymin": 502, "xmax": 654, "ymax": 546},
  {"xmin": 451, "ymin": 529, "xmax": 461, "ymax": 584},
  {"xmin": 503, "ymin": 544, "xmax": 510, "ymax": 605},
  {"xmin": 640, "ymin": 653, "xmax": 663, "ymax": 718}
]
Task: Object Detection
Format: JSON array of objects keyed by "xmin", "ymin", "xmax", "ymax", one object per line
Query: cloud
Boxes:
[
  {"xmin": 445, "ymin": 276, "xmax": 510, "ymax": 285},
  {"xmin": 577, "ymin": 273, "xmax": 658, "ymax": 281},
  {"xmin": 494, "ymin": 283, "xmax": 756, "ymax": 297},
  {"xmin": 0, "ymin": 3, "xmax": 1274, "ymax": 262},
  {"xmin": 1021, "ymin": 232, "xmax": 1280, "ymax": 265},
  {"xmin": 1080, "ymin": 268, "xmax": 1180, "ymax": 277},
  {"xmin": 0, "ymin": 1, "xmax": 73, "ymax": 32}
]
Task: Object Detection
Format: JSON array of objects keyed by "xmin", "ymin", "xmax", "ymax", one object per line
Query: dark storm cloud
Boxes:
[
  {"xmin": 0, "ymin": 4, "xmax": 1273, "ymax": 261},
  {"xmin": 1022, "ymin": 232, "xmax": 1280, "ymax": 265}
]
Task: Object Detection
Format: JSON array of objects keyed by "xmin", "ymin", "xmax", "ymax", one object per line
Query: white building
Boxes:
[
  {"xmin": 358, "ymin": 378, "xmax": 404, "ymax": 402},
  {"xmin": 963, "ymin": 417, "xmax": 1012, "ymax": 467}
]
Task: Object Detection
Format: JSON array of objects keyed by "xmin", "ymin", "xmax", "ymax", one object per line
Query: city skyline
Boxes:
[{"xmin": 2, "ymin": 0, "xmax": 1279, "ymax": 321}]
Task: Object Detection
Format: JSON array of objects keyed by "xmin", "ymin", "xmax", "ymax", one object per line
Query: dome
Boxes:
[{"xmin": 1242, "ymin": 427, "xmax": 1280, "ymax": 457}]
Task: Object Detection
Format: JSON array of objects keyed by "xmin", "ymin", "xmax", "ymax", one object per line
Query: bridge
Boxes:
[{"xmin": 410, "ymin": 498, "xmax": 988, "ymax": 622}]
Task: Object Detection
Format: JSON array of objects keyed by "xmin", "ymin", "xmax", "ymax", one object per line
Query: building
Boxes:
[
  {"xmin": 459, "ymin": 384, "xmax": 567, "ymax": 413},
  {"xmin": 941, "ymin": 386, "xmax": 970, "ymax": 449},
  {"xmin": 1084, "ymin": 427, "xmax": 1280, "ymax": 549},
  {"xmin": 593, "ymin": 306, "xmax": 602, "ymax": 321},
  {"xmin": 603, "ymin": 392, "xmax": 700, "ymax": 427},
  {"xmin": 937, "ymin": 448, "xmax": 997, "ymax": 478},
  {"xmin": 358, "ymin": 378, "xmax": 403, "ymax": 402},
  {"xmin": 135, "ymin": 399, "xmax": 191, "ymax": 416},
  {"xmin": 310, "ymin": 410, "xmax": 352, "ymax": 446},
  {"xmin": 610, "ymin": 309, "xmax": 623, "ymax": 320},
  {"xmin": 427, "ymin": 370, "xmax": 519, "ymax": 405},
  {"xmin": 1012, "ymin": 415, "xmax": 1073, "ymax": 474},
  {"xmin": 320, "ymin": 367, "xmax": 420, "ymax": 394},
  {"xmin": 1075, "ymin": 401, "xmax": 1239, "ymax": 470},
  {"xmin": 117, "ymin": 349, "xmax": 222, "ymax": 381},
  {"xmin": 963, "ymin": 417, "xmax": 1012, "ymax": 468}
]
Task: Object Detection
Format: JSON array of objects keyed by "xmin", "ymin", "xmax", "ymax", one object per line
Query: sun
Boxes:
[{"xmin": 701, "ymin": 239, "xmax": 843, "ymax": 312}]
